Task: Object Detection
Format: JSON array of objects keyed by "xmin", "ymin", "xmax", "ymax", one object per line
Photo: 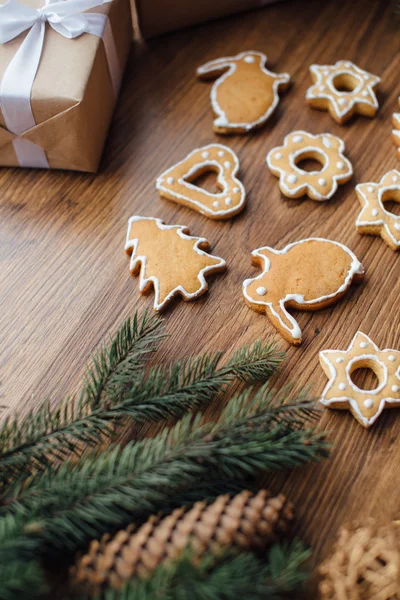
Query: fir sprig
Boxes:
[
  {"xmin": 2, "ymin": 386, "xmax": 328, "ymax": 560},
  {"xmin": 85, "ymin": 541, "xmax": 311, "ymax": 600}
]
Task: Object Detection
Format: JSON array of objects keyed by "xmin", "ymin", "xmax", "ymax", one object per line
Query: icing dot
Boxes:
[
  {"xmin": 287, "ymin": 175, "xmax": 298, "ymax": 184},
  {"xmin": 225, "ymin": 197, "xmax": 232, "ymax": 206},
  {"xmin": 336, "ymin": 357, "xmax": 344, "ymax": 363},
  {"xmin": 322, "ymin": 137, "xmax": 332, "ymax": 148},
  {"xmin": 360, "ymin": 342, "xmax": 368, "ymax": 348},
  {"xmin": 224, "ymin": 161, "xmax": 231, "ymax": 169},
  {"xmin": 256, "ymin": 286, "xmax": 267, "ymax": 296},
  {"xmin": 320, "ymin": 85, "xmax": 326, "ymax": 91},
  {"xmin": 213, "ymin": 201, "xmax": 220, "ymax": 208},
  {"xmin": 371, "ymin": 209, "xmax": 379, "ymax": 217},
  {"xmin": 388, "ymin": 355, "xmax": 396, "ymax": 362},
  {"xmin": 338, "ymin": 98, "xmax": 347, "ymax": 106},
  {"xmin": 361, "ymin": 90, "xmax": 369, "ymax": 97},
  {"xmin": 218, "ymin": 151, "xmax": 225, "ymax": 157},
  {"xmin": 202, "ymin": 151, "xmax": 210, "ymax": 159},
  {"xmin": 275, "ymin": 152, "xmax": 283, "ymax": 160},
  {"xmin": 364, "ymin": 399, "xmax": 374, "ymax": 409},
  {"xmin": 318, "ymin": 178, "xmax": 327, "ymax": 186},
  {"xmin": 336, "ymin": 161, "xmax": 345, "ymax": 169},
  {"xmin": 392, "ymin": 385, "xmax": 399, "ymax": 393},
  {"xmin": 323, "ymin": 69, "xmax": 329, "ymax": 76},
  {"xmin": 233, "ymin": 187, "xmax": 240, "ymax": 194},
  {"xmin": 367, "ymin": 186, "xmax": 374, "ymax": 193},
  {"xmin": 395, "ymin": 222, "xmax": 400, "ymax": 231},
  {"xmin": 244, "ymin": 55, "xmax": 256, "ymax": 63},
  {"xmin": 393, "ymin": 175, "xmax": 399, "ymax": 182},
  {"xmin": 338, "ymin": 383, "xmax": 346, "ymax": 391},
  {"xmin": 166, "ymin": 177, "xmax": 174, "ymax": 184},
  {"xmin": 293, "ymin": 135, "xmax": 304, "ymax": 143},
  {"xmin": 364, "ymin": 74, "xmax": 369, "ymax": 80}
]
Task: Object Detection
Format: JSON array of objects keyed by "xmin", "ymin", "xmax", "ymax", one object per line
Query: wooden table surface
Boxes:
[{"xmin": 1, "ymin": 0, "xmax": 399, "ymax": 592}]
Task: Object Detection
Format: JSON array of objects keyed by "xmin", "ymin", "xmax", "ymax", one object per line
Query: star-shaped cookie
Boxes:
[
  {"xmin": 306, "ymin": 60, "xmax": 380, "ymax": 124},
  {"xmin": 320, "ymin": 332, "xmax": 400, "ymax": 428},
  {"xmin": 356, "ymin": 170, "xmax": 400, "ymax": 251}
]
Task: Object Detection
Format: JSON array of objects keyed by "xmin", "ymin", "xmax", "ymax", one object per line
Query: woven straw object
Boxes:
[
  {"xmin": 319, "ymin": 520, "xmax": 400, "ymax": 599},
  {"xmin": 72, "ymin": 489, "xmax": 294, "ymax": 594}
]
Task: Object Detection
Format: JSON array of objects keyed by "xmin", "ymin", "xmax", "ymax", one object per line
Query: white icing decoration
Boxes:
[
  {"xmin": 167, "ymin": 177, "xmax": 174, "ymax": 184},
  {"xmin": 372, "ymin": 209, "xmax": 379, "ymax": 217},
  {"xmin": 233, "ymin": 187, "xmax": 240, "ymax": 193},
  {"xmin": 244, "ymin": 55, "xmax": 255, "ymax": 63},
  {"xmin": 318, "ymin": 178, "xmax": 327, "ymax": 186},
  {"xmin": 392, "ymin": 385, "xmax": 399, "ymax": 393},
  {"xmin": 336, "ymin": 357, "xmax": 344, "ymax": 363},
  {"xmin": 243, "ymin": 238, "xmax": 363, "ymax": 344},
  {"xmin": 364, "ymin": 399, "xmax": 374, "ymax": 409},
  {"xmin": 337, "ymin": 161, "xmax": 344, "ymax": 169},
  {"xmin": 202, "ymin": 151, "xmax": 210, "ymax": 158},
  {"xmin": 218, "ymin": 151, "xmax": 225, "ymax": 157},
  {"xmin": 256, "ymin": 286, "xmax": 267, "ymax": 296},
  {"xmin": 338, "ymin": 98, "xmax": 347, "ymax": 106},
  {"xmin": 213, "ymin": 201, "xmax": 220, "ymax": 208},
  {"xmin": 395, "ymin": 223, "xmax": 400, "ymax": 231},
  {"xmin": 322, "ymin": 137, "xmax": 332, "ymax": 148},
  {"xmin": 293, "ymin": 135, "xmax": 303, "ymax": 143},
  {"xmin": 125, "ymin": 216, "xmax": 226, "ymax": 311},
  {"xmin": 367, "ymin": 186, "xmax": 374, "ymax": 193},
  {"xmin": 338, "ymin": 383, "xmax": 346, "ymax": 391},
  {"xmin": 393, "ymin": 175, "xmax": 399, "ymax": 182},
  {"xmin": 225, "ymin": 197, "xmax": 232, "ymax": 205},
  {"xmin": 224, "ymin": 161, "xmax": 231, "ymax": 169},
  {"xmin": 362, "ymin": 90, "xmax": 368, "ymax": 97},
  {"xmin": 360, "ymin": 342, "xmax": 368, "ymax": 348},
  {"xmin": 320, "ymin": 85, "xmax": 326, "ymax": 91},
  {"xmin": 287, "ymin": 174, "xmax": 297, "ymax": 184},
  {"xmin": 197, "ymin": 51, "xmax": 290, "ymax": 132},
  {"xmin": 388, "ymin": 355, "xmax": 396, "ymax": 362},
  {"xmin": 275, "ymin": 152, "xmax": 283, "ymax": 159}
]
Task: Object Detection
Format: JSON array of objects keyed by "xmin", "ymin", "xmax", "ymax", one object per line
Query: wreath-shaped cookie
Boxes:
[
  {"xmin": 306, "ymin": 60, "xmax": 380, "ymax": 124},
  {"xmin": 266, "ymin": 131, "xmax": 353, "ymax": 201}
]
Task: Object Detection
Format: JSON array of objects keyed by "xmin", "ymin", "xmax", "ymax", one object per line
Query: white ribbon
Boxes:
[{"xmin": 0, "ymin": 0, "xmax": 122, "ymax": 168}]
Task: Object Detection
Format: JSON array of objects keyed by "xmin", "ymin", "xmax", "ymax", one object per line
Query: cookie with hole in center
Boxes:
[
  {"xmin": 243, "ymin": 238, "xmax": 364, "ymax": 346},
  {"xmin": 356, "ymin": 170, "xmax": 400, "ymax": 251},
  {"xmin": 156, "ymin": 144, "xmax": 246, "ymax": 220},
  {"xmin": 306, "ymin": 60, "xmax": 380, "ymax": 125},
  {"xmin": 266, "ymin": 131, "xmax": 353, "ymax": 201},
  {"xmin": 197, "ymin": 51, "xmax": 290, "ymax": 134},
  {"xmin": 320, "ymin": 332, "xmax": 400, "ymax": 428}
]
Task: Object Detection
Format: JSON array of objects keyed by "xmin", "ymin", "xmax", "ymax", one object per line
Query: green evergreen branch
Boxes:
[
  {"xmin": 0, "ymin": 561, "xmax": 47, "ymax": 600},
  {"xmin": 0, "ymin": 312, "xmax": 164, "ymax": 490},
  {"xmin": 2, "ymin": 386, "xmax": 328, "ymax": 559},
  {"xmin": 83, "ymin": 541, "xmax": 311, "ymax": 600}
]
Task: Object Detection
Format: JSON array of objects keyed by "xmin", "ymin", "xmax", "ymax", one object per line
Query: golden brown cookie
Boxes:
[
  {"xmin": 125, "ymin": 217, "xmax": 226, "ymax": 311},
  {"xmin": 392, "ymin": 98, "xmax": 400, "ymax": 157},
  {"xmin": 266, "ymin": 131, "xmax": 353, "ymax": 201},
  {"xmin": 306, "ymin": 60, "xmax": 380, "ymax": 124},
  {"xmin": 197, "ymin": 51, "xmax": 290, "ymax": 134},
  {"xmin": 356, "ymin": 170, "xmax": 400, "ymax": 251},
  {"xmin": 320, "ymin": 332, "xmax": 400, "ymax": 428},
  {"xmin": 243, "ymin": 238, "xmax": 364, "ymax": 346},
  {"xmin": 156, "ymin": 144, "xmax": 246, "ymax": 220}
]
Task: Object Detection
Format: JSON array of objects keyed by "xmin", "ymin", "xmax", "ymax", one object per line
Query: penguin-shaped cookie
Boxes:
[{"xmin": 197, "ymin": 51, "xmax": 290, "ymax": 134}]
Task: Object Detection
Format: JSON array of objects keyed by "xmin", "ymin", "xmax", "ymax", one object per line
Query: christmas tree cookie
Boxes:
[{"xmin": 125, "ymin": 217, "xmax": 226, "ymax": 311}]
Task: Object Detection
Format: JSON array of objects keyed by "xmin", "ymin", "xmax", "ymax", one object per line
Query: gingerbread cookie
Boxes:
[
  {"xmin": 243, "ymin": 238, "xmax": 364, "ymax": 346},
  {"xmin": 320, "ymin": 332, "xmax": 400, "ymax": 428},
  {"xmin": 125, "ymin": 217, "xmax": 226, "ymax": 311},
  {"xmin": 392, "ymin": 98, "xmax": 400, "ymax": 157},
  {"xmin": 356, "ymin": 170, "xmax": 400, "ymax": 251},
  {"xmin": 197, "ymin": 51, "xmax": 290, "ymax": 134},
  {"xmin": 156, "ymin": 144, "xmax": 246, "ymax": 220},
  {"xmin": 306, "ymin": 60, "xmax": 380, "ymax": 125},
  {"xmin": 266, "ymin": 131, "xmax": 353, "ymax": 201}
]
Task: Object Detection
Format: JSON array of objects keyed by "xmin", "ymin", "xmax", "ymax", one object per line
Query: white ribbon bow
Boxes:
[{"xmin": 0, "ymin": 0, "xmax": 120, "ymax": 168}]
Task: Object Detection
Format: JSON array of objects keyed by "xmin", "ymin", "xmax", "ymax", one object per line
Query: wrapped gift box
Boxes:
[
  {"xmin": 0, "ymin": 0, "xmax": 132, "ymax": 172},
  {"xmin": 135, "ymin": 0, "xmax": 281, "ymax": 38}
]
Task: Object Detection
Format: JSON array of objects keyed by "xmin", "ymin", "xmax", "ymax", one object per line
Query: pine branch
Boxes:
[
  {"xmin": 0, "ymin": 312, "xmax": 164, "ymax": 489},
  {"xmin": 2, "ymin": 386, "xmax": 328, "ymax": 559},
  {"xmin": 82, "ymin": 541, "xmax": 311, "ymax": 600},
  {"xmin": 0, "ymin": 561, "xmax": 47, "ymax": 600}
]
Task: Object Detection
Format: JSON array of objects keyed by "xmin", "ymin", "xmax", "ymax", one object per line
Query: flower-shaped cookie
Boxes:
[
  {"xmin": 356, "ymin": 170, "xmax": 400, "ymax": 251},
  {"xmin": 266, "ymin": 131, "xmax": 353, "ymax": 201},
  {"xmin": 320, "ymin": 332, "xmax": 400, "ymax": 428},
  {"xmin": 392, "ymin": 99, "xmax": 400, "ymax": 157},
  {"xmin": 306, "ymin": 60, "xmax": 380, "ymax": 124}
]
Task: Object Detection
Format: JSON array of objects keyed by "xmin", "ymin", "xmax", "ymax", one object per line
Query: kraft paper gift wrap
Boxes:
[{"xmin": 0, "ymin": 0, "xmax": 132, "ymax": 172}]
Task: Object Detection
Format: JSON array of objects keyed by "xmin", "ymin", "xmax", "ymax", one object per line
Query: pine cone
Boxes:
[
  {"xmin": 72, "ymin": 489, "xmax": 294, "ymax": 594},
  {"xmin": 319, "ymin": 520, "xmax": 400, "ymax": 600}
]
